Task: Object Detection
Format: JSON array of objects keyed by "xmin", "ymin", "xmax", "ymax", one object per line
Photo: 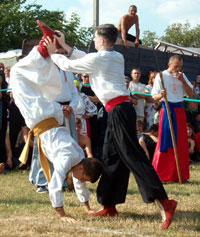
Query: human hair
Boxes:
[
  {"xmin": 154, "ymin": 102, "xmax": 162, "ymax": 112},
  {"xmin": 17, "ymin": 55, "xmax": 25, "ymax": 62},
  {"xmin": 80, "ymin": 158, "xmax": 103, "ymax": 183},
  {"xmin": 75, "ymin": 117, "xmax": 82, "ymax": 126},
  {"xmin": 150, "ymin": 124, "xmax": 158, "ymax": 132},
  {"xmin": 95, "ymin": 24, "xmax": 118, "ymax": 46},
  {"xmin": 131, "ymin": 68, "xmax": 141, "ymax": 74},
  {"xmin": 169, "ymin": 55, "xmax": 183, "ymax": 63},
  {"xmin": 137, "ymin": 119, "xmax": 144, "ymax": 127},
  {"xmin": 148, "ymin": 71, "xmax": 157, "ymax": 86},
  {"xmin": 0, "ymin": 62, "xmax": 5, "ymax": 71},
  {"xmin": 129, "ymin": 5, "xmax": 137, "ymax": 10},
  {"xmin": 187, "ymin": 123, "xmax": 195, "ymax": 139}
]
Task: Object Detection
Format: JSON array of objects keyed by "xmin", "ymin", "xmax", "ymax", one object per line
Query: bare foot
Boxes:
[{"xmin": 0, "ymin": 163, "xmax": 5, "ymax": 174}]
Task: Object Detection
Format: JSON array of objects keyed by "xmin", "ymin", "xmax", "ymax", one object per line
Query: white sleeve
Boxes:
[
  {"xmin": 72, "ymin": 175, "xmax": 90, "ymax": 203},
  {"xmin": 48, "ymin": 163, "xmax": 90, "ymax": 207},
  {"xmin": 69, "ymin": 47, "xmax": 87, "ymax": 60},
  {"xmin": 50, "ymin": 51, "xmax": 97, "ymax": 74},
  {"xmin": 48, "ymin": 169, "xmax": 66, "ymax": 208},
  {"xmin": 183, "ymin": 73, "xmax": 193, "ymax": 88},
  {"xmin": 151, "ymin": 73, "xmax": 162, "ymax": 96}
]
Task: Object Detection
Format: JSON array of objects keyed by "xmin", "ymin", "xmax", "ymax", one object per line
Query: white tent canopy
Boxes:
[{"xmin": 0, "ymin": 49, "xmax": 22, "ymax": 68}]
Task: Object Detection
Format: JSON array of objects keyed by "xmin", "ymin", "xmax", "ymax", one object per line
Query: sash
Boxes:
[
  {"xmin": 19, "ymin": 117, "xmax": 59, "ymax": 182},
  {"xmin": 160, "ymin": 102, "xmax": 182, "ymax": 152}
]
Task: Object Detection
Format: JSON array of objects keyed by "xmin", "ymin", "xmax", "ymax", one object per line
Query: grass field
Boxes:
[{"xmin": 0, "ymin": 162, "xmax": 200, "ymax": 237}]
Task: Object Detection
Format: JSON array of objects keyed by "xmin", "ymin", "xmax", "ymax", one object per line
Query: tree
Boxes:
[
  {"xmin": 161, "ymin": 22, "xmax": 200, "ymax": 47},
  {"xmin": 63, "ymin": 12, "xmax": 93, "ymax": 48},
  {"xmin": 0, "ymin": 0, "xmax": 93, "ymax": 52},
  {"xmin": 141, "ymin": 30, "xmax": 160, "ymax": 48}
]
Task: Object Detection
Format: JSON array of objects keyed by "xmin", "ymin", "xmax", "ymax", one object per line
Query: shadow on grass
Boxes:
[
  {"xmin": 163, "ymin": 180, "xmax": 200, "ymax": 185},
  {"xmin": 0, "ymin": 198, "xmax": 50, "ymax": 205},
  {"xmin": 120, "ymin": 211, "xmax": 160, "ymax": 221},
  {"xmin": 126, "ymin": 189, "xmax": 139, "ymax": 195},
  {"xmin": 0, "ymin": 198, "xmax": 81, "ymax": 208},
  {"xmin": 120, "ymin": 209, "xmax": 200, "ymax": 225}
]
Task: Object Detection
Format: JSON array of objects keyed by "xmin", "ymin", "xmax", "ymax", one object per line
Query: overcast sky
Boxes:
[{"xmin": 27, "ymin": 0, "xmax": 200, "ymax": 37}]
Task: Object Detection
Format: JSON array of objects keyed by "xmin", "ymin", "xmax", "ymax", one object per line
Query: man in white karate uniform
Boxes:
[{"xmin": 10, "ymin": 21, "xmax": 102, "ymax": 223}]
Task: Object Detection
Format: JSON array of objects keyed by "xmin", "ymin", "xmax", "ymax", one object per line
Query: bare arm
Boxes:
[
  {"xmin": 134, "ymin": 16, "xmax": 140, "ymax": 47},
  {"xmin": 129, "ymin": 96, "xmax": 138, "ymax": 105},
  {"xmin": 153, "ymin": 89, "xmax": 166, "ymax": 102},
  {"xmin": 0, "ymin": 75, "xmax": 2, "ymax": 100},
  {"xmin": 84, "ymin": 136, "xmax": 93, "ymax": 158},
  {"xmin": 176, "ymin": 72, "xmax": 193, "ymax": 97},
  {"xmin": 5, "ymin": 131, "xmax": 13, "ymax": 168},
  {"xmin": 183, "ymin": 81, "xmax": 193, "ymax": 97},
  {"xmin": 44, "ymin": 32, "xmax": 72, "ymax": 55},
  {"xmin": 54, "ymin": 31, "xmax": 72, "ymax": 54},
  {"xmin": 81, "ymin": 201, "xmax": 94, "ymax": 214},
  {"xmin": 132, "ymin": 92, "xmax": 148, "ymax": 99},
  {"xmin": 88, "ymin": 95, "xmax": 100, "ymax": 103},
  {"xmin": 138, "ymin": 137, "xmax": 150, "ymax": 160},
  {"xmin": 54, "ymin": 207, "xmax": 76, "ymax": 223},
  {"xmin": 120, "ymin": 16, "xmax": 129, "ymax": 50},
  {"xmin": 21, "ymin": 126, "xmax": 34, "ymax": 147},
  {"xmin": 188, "ymin": 138, "xmax": 195, "ymax": 154},
  {"xmin": 181, "ymin": 79, "xmax": 193, "ymax": 97},
  {"xmin": 146, "ymin": 95, "xmax": 155, "ymax": 103}
]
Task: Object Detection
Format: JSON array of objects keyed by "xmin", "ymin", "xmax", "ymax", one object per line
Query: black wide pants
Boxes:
[{"xmin": 97, "ymin": 102, "xmax": 167, "ymax": 206}]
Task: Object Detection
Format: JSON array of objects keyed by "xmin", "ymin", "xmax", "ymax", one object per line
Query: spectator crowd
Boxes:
[{"xmin": 1, "ymin": 55, "xmax": 200, "ymax": 178}]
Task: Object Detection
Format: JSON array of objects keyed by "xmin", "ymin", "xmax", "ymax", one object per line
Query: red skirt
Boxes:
[{"xmin": 152, "ymin": 107, "xmax": 189, "ymax": 182}]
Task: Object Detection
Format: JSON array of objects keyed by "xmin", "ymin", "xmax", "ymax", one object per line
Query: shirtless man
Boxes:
[{"xmin": 117, "ymin": 5, "xmax": 141, "ymax": 49}]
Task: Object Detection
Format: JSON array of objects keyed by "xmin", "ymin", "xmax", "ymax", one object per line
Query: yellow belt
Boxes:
[{"xmin": 19, "ymin": 117, "xmax": 59, "ymax": 182}]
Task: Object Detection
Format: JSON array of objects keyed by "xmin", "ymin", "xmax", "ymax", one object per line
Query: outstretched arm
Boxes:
[{"xmin": 44, "ymin": 36, "xmax": 93, "ymax": 74}]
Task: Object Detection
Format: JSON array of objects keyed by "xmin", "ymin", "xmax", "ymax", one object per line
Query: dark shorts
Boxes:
[{"xmin": 118, "ymin": 31, "xmax": 142, "ymax": 44}]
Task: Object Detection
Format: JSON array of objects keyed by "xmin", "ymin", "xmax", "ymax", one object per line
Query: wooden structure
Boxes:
[{"xmin": 154, "ymin": 39, "xmax": 200, "ymax": 57}]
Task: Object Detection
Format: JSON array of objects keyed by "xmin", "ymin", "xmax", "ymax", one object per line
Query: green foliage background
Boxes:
[
  {"xmin": 142, "ymin": 22, "xmax": 200, "ymax": 48},
  {"xmin": 0, "ymin": 0, "xmax": 93, "ymax": 52},
  {"xmin": 1, "ymin": 1, "xmax": 200, "ymax": 51}
]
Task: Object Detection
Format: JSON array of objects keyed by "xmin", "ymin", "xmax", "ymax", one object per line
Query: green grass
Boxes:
[{"xmin": 0, "ymin": 163, "xmax": 200, "ymax": 237}]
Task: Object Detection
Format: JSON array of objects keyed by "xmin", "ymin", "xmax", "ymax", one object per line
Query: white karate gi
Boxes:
[
  {"xmin": 10, "ymin": 47, "xmax": 90, "ymax": 208},
  {"xmin": 50, "ymin": 48, "xmax": 129, "ymax": 105}
]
